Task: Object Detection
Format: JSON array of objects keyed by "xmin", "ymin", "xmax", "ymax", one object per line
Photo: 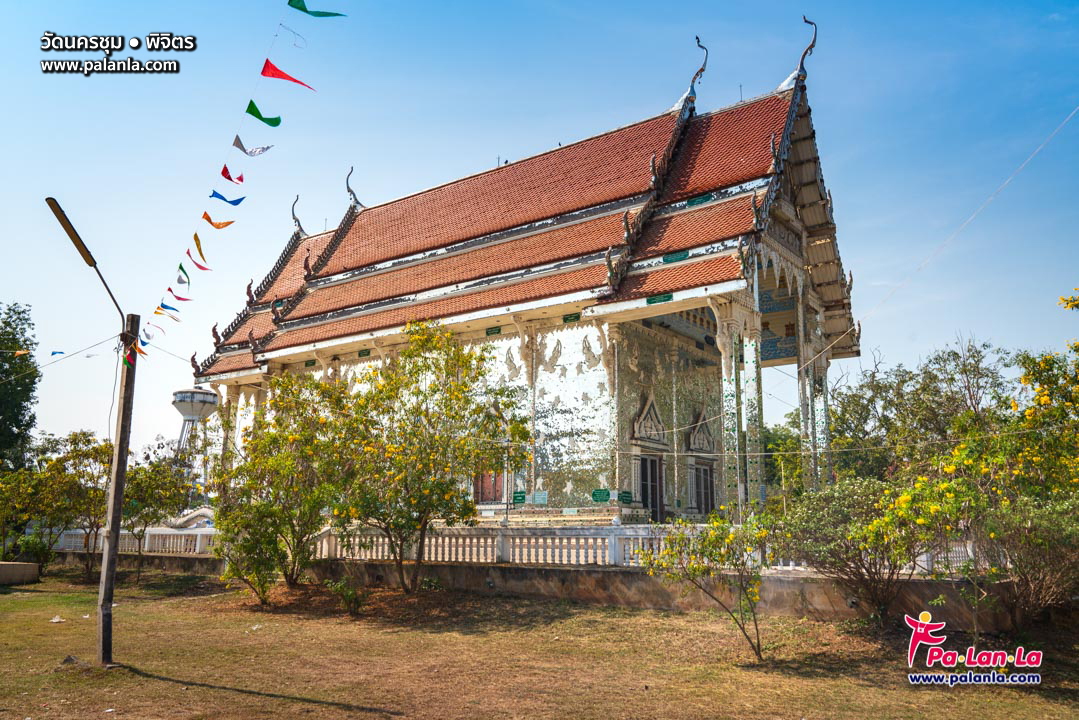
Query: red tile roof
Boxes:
[
  {"xmin": 606, "ymin": 254, "xmax": 744, "ymax": 303},
  {"xmin": 634, "ymin": 193, "xmax": 759, "ymax": 260},
  {"xmin": 257, "ymin": 230, "xmax": 335, "ymax": 302},
  {"xmin": 201, "ymin": 352, "xmax": 258, "ymax": 376},
  {"xmin": 316, "ymin": 113, "xmax": 679, "ymax": 277},
  {"xmin": 288, "ymin": 212, "xmax": 630, "ymax": 320},
  {"xmin": 266, "ymin": 264, "xmax": 606, "ymax": 352},
  {"xmin": 221, "ymin": 310, "xmax": 275, "ymax": 345},
  {"xmin": 662, "ymin": 91, "xmax": 792, "ymax": 203},
  {"xmin": 204, "ymin": 91, "xmax": 795, "ymax": 371}
]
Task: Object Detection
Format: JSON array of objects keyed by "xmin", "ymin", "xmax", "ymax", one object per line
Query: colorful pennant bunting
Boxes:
[
  {"xmin": 168, "ymin": 287, "xmax": 192, "ymax": 301},
  {"xmin": 177, "ymin": 264, "xmax": 191, "ymax": 286},
  {"xmin": 288, "ymin": 0, "xmax": 346, "ymax": 17},
  {"xmin": 187, "ymin": 249, "xmax": 212, "ymax": 271},
  {"xmin": 261, "ymin": 59, "xmax": 316, "ymax": 91},
  {"xmin": 134, "ymin": 343, "xmax": 149, "ymax": 357},
  {"xmin": 155, "ymin": 308, "xmax": 180, "ymax": 322},
  {"xmin": 233, "ymin": 135, "xmax": 273, "ymax": 157},
  {"xmin": 202, "ymin": 212, "xmax": 234, "ymax": 229},
  {"xmin": 51, "ymin": 351, "xmax": 64, "ymax": 356},
  {"xmin": 246, "ymin": 100, "xmax": 281, "ymax": 127},
  {"xmin": 14, "ymin": 350, "xmax": 29, "ymax": 357},
  {"xmin": 210, "ymin": 190, "xmax": 246, "ymax": 206},
  {"xmin": 160, "ymin": 301, "xmax": 181, "ymax": 313},
  {"xmin": 221, "ymin": 165, "xmax": 244, "ymax": 185},
  {"xmin": 147, "ymin": 323, "xmax": 166, "ymax": 335},
  {"xmin": 193, "ymin": 233, "xmax": 208, "ymax": 263}
]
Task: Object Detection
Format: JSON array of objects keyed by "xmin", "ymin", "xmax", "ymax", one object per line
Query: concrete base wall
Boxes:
[
  {"xmin": 53, "ymin": 551, "xmax": 1013, "ymax": 631},
  {"xmin": 54, "ymin": 551, "xmax": 225, "ymax": 577},
  {"xmin": 311, "ymin": 559, "xmax": 1015, "ymax": 632},
  {"xmin": 0, "ymin": 562, "xmax": 39, "ymax": 585}
]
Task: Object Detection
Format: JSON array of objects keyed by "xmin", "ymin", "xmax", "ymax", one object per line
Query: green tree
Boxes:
[
  {"xmin": 0, "ymin": 303, "xmax": 40, "ymax": 470},
  {"xmin": 13, "ymin": 435, "xmax": 80, "ymax": 572},
  {"xmin": 216, "ymin": 502, "xmax": 284, "ymax": 605},
  {"xmin": 124, "ymin": 438, "xmax": 191, "ymax": 583},
  {"xmin": 216, "ymin": 374, "xmax": 349, "ymax": 589},
  {"xmin": 828, "ymin": 340, "xmax": 1009, "ymax": 483},
  {"xmin": 642, "ymin": 515, "xmax": 771, "ymax": 662},
  {"xmin": 333, "ymin": 321, "xmax": 530, "ymax": 593},
  {"xmin": 777, "ymin": 476, "xmax": 930, "ymax": 625},
  {"xmin": 0, "ymin": 468, "xmax": 33, "ymax": 561},
  {"xmin": 46, "ymin": 431, "xmax": 113, "ymax": 579}
]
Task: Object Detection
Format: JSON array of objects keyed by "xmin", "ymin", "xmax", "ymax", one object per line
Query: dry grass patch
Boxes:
[{"xmin": 0, "ymin": 567, "xmax": 1076, "ymax": 719}]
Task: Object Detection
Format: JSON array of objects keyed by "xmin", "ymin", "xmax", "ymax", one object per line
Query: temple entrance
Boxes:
[
  {"xmin": 474, "ymin": 471, "xmax": 503, "ymax": 504},
  {"xmin": 639, "ymin": 455, "xmax": 663, "ymax": 522}
]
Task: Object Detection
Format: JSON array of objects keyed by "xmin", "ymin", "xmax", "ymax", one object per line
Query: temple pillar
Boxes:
[
  {"xmin": 742, "ymin": 315, "xmax": 764, "ymax": 513},
  {"xmin": 811, "ymin": 358, "xmax": 832, "ymax": 485},
  {"xmin": 796, "ymin": 291, "xmax": 819, "ymax": 491},
  {"xmin": 718, "ymin": 321, "xmax": 741, "ymax": 519}
]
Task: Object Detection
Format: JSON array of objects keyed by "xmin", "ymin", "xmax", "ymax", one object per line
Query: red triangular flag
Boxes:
[
  {"xmin": 261, "ymin": 59, "xmax": 316, "ymax": 91},
  {"xmin": 221, "ymin": 164, "xmax": 244, "ymax": 184}
]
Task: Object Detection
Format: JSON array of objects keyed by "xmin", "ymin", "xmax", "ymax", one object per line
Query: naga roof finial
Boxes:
[
  {"xmin": 346, "ymin": 166, "xmax": 365, "ymax": 209},
  {"xmin": 797, "ymin": 16, "xmax": 817, "ymax": 79},
  {"xmin": 190, "ymin": 353, "xmax": 199, "ymax": 375},
  {"xmin": 691, "ymin": 36, "xmax": 708, "ymax": 88},
  {"xmin": 211, "ymin": 323, "xmax": 221, "ymax": 345},
  {"xmin": 292, "ymin": 195, "xmax": 307, "ymax": 237},
  {"xmin": 246, "ymin": 279, "xmax": 255, "ymax": 305}
]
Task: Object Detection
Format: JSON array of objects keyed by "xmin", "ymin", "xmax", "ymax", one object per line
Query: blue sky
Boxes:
[{"xmin": 2, "ymin": 1, "xmax": 1077, "ymax": 450}]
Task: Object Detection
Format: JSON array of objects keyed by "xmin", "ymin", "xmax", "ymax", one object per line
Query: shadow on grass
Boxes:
[
  {"xmin": 249, "ymin": 583, "xmax": 581, "ymax": 635},
  {"xmin": 121, "ymin": 664, "xmax": 402, "ymax": 716},
  {"xmin": 114, "ymin": 570, "xmax": 226, "ymax": 598}
]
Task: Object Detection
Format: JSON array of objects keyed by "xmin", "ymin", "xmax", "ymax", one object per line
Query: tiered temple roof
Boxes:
[{"xmin": 197, "ymin": 51, "xmax": 858, "ymax": 380}]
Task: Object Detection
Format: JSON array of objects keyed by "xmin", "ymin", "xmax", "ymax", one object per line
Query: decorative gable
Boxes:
[
  {"xmin": 633, "ymin": 392, "xmax": 670, "ymax": 448},
  {"xmin": 687, "ymin": 408, "xmax": 715, "ymax": 453}
]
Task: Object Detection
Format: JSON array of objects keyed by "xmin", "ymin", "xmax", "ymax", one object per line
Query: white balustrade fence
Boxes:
[
  {"xmin": 57, "ymin": 527, "xmax": 217, "ymax": 556},
  {"xmin": 56, "ymin": 524, "xmax": 974, "ymax": 574}
]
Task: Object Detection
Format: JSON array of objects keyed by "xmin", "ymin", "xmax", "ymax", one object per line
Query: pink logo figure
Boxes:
[{"xmin": 904, "ymin": 611, "xmax": 947, "ymax": 667}]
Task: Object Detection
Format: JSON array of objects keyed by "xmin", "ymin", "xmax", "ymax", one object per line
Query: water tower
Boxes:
[{"xmin": 172, "ymin": 387, "xmax": 218, "ymax": 449}]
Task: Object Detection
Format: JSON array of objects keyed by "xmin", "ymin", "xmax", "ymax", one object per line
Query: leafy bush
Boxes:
[
  {"xmin": 215, "ymin": 502, "xmax": 283, "ymax": 605},
  {"xmin": 325, "ymin": 577, "xmax": 368, "ymax": 615},
  {"xmin": 777, "ymin": 476, "xmax": 930, "ymax": 625},
  {"xmin": 642, "ymin": 515, "xmax": 769, "ymax": 662}
]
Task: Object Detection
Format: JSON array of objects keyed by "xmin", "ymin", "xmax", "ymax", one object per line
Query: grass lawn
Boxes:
[{"xmin": 1, "ymin": 567, "xmax": 1076, "ymax": 719}]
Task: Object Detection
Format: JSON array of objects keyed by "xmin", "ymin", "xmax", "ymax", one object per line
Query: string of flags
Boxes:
[{"xmin": 137, "ymin": 0, "xmax": 345, "ymax": 366}]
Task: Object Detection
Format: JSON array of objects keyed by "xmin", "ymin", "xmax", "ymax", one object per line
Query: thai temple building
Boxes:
[{"xmin": 195, "ymin": 26, "xmax": 858, "ymax": 524}]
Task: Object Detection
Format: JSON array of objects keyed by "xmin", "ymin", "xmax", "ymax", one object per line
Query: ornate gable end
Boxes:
[
  {"xmin": 633, "ymin": 392, "xmax": 670, "ymax": 448},
  {"xmin": 687, "ymin": 408, "xmax": 715, "ymax": 453}
]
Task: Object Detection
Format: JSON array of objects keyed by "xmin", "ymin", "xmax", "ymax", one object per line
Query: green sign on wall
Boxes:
[
  {"xmin": 617, "ymin": 490, "xmax": 634, "ymax": 504},
  {"xmin": 591, "ymin": 488, "xmax": 611, "ymax": 503},
  {"xmin": 562, "ymin": 312, "xmax": 581, "ymax": 324},
  {"xmin": 357, "ymin": 348, "xmax": 371, "ymax": 358},
  {"xmin": 512, "ymin": 490, "xmax": 526, "ymax": 504},
  {"xmin": 304, "ymin": 359, "xmax": 317, "ymax": 367},
  {"xmin": 646, "ymin": 293, "xmax": 673, "ymax": 305},
  {"xmin": 486, "ymin": 326, "xmax": 502, "ymax": 336}
]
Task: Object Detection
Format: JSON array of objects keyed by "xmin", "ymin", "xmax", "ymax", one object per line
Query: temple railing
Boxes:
[{"xmin": 56, "ymin": 524, "xmax": 974, "ymax": 573}]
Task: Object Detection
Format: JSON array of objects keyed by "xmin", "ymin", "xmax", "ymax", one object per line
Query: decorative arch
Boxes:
[
  {"xmin": 633, "ymin": 392, "xmax": 670, "ymax": 448},
  {"xmin": 687, "ymin": 408, "xmax": 715, "ymax": 454}
]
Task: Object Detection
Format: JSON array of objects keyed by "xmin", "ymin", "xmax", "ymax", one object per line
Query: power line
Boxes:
[{"xmin": 0, "ymin": 334, "xmax": 118, "ymax": 386}]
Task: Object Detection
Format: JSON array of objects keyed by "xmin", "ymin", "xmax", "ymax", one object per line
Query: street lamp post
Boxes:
[{"xmin": 46, "ymin": 197, "xmax": 139, "ymax": 667}]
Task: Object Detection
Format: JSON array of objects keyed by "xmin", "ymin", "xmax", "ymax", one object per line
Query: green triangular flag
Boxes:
[
  {"xmin": 288, "ymin": 0, "xmax": 345, "ymax": 17},
  {"xmin": 246, "ymin": 100, "xmax": 281, "ymax": 128}
]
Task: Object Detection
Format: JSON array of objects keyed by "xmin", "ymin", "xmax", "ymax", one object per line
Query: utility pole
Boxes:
[
  {"xmin": 98, "ymin": 313, "xmax": 138, "ymax": 665},
  {"xmin": 46, "ymin": 197, "xmax": 137, "ymax": 667}
]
